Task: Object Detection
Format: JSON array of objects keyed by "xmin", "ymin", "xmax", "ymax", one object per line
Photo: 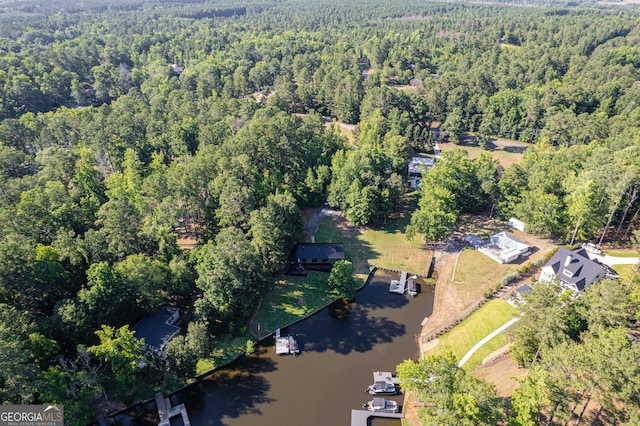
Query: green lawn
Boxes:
[
  {"xmin": 252, "ymin": 192, "xmax": 432, "ymax": 343},
  {"xmin": 196, "ymin": 336, "xmax": 248, "ymax": 375},
  {"xmin": 612, "ymin": 264, "xmax": 637, "ymax": 283},
  {"xmin": 453, "ymin": 249, "xmax": 517, "ymax": 300},
  {"xmin": 603, "ymin": 249, "xmax": 640, "ymax": 258},
  {"xmin": 251, "ymin": 271, "xmax": 336, "ymax": 337},
  {"xmin": 439, "ymin": 140, "xmax": 526, "ymax": 168},
  {"xmin": 425, "ymin": 299, "xmax": 519, "ymax": 371},
  {"xmin": 315, "ymin": 192, "xmax": 433, "ymax": 276}
]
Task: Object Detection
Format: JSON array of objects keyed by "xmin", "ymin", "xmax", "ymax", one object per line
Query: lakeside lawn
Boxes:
[
  {"xmin": 453, "ymin": 249, "xmax": 518, "ymax": 300},
  {"xmin": 251, "ymin": 272, "xmax": 336, "ymax": 337},
  {"xmin": 251, "ymin": 192, "xmax": 432, "ymax": 344},
  {"xmin": 315, "ymin": 192, "xmax": 433, "ymax": 276},
  {"xmin": 425, "ymin": 299, "xmax": 519, "ymax": 371}
]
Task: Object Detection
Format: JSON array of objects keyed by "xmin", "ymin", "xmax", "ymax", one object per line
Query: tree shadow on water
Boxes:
[
  {"xmin": 355, "ymin": 272, "xmax": 410, "ymax": 310},
  {"xmin": 177, "ymin": 357, "xmax": 277, "ymax": 425},
  {"xmin": 300, "ymin": 304, "xmax": 406, "ymax": 355}
]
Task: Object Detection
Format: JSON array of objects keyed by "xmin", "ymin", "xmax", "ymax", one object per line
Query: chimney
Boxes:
[{"xmin": 565, "ymin": 255, "xmax": 572, "ymax": 267}]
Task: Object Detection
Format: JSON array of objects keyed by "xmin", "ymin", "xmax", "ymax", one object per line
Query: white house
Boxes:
[
  {"xmin": 408, "ymin": 157, "xmax": 435, "ymax": 189},
  {"xmin": 478, "ymin": 231, "xmax": 530, "ymax": 264},
  {"xmin": 538, "ymin": 247, "xmax": 606, "ymax": 293}
]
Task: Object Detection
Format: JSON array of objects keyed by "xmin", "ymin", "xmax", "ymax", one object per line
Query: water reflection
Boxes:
[{"xmin": 138, "ymin": 270, "xmax": 434, "ymax": 426}]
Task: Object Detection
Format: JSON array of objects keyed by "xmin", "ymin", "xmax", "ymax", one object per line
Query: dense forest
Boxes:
[{"xmin": 1, "ymin": 0, "xmax": 640, "ymax": 424}]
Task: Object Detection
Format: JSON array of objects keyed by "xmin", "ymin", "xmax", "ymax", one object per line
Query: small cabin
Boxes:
[{"xmin": 290, "ymin": 243, "xmax": 344, "ymax": 270}]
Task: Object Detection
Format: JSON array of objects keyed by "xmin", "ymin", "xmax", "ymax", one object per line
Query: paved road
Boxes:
[
  {"xmin": 457, "ymin": 317, "xmax": 521, "ymax": 368},
  {"xmin": 585, "ymin": 252, "xmax": 640, "ymax": 266}
]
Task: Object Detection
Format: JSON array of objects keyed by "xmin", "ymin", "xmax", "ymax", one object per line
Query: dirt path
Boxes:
[
  {"xmin": 300, "ymin": 206, "xmax": 342, "ymax": 242},
  {"xmin": 419, "ymin": 236, "xmax": 467, "ymax": 339}
]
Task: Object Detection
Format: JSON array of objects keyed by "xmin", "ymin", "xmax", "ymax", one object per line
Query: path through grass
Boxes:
[{"xmin": 425, "ymin": 299, "xmax": 519, "ymax": 371}]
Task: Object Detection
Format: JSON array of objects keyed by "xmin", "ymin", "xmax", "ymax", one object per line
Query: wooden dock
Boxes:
[
  {"xmin": 156, "ymin": 392, "xmax": 191, "ymax": 426},
  {"xmin": 350, "ymin": 409, "xmax": 403, "ymax": 425}
]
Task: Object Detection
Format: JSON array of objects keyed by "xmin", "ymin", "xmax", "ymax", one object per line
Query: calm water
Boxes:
[{"xmin": 157, "ymin": 270, "xmax": 434, "ymax": 426}]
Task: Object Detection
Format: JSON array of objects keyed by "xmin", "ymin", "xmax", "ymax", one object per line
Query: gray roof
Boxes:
[
  {"xmin": 542, "ymin": 247, "xmax": 605, "ymax": 291},
  {"xmin": 463, "ymin": 234, "xmax": 485, "ymax": 248},
  {"xmin": 132, "ymin": 307, "xmax": 180, "ymax": 352},
  {"xmin": 408, "ymin": 157, "xmax": 435, "ymax": 175},
  {"xmin": 291, "ymin": 243, "xmax": 344, "ymax": 261}
]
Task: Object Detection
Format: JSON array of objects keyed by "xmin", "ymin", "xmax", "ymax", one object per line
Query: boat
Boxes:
[
  {"xmin": 365, "ymin": 381, "xmax": 397, "ymax": 395},
  {"xmin": 407, "ymin": 280, "xmax": 417, "ymax": 297},
  {"xmin": 362, "ymin": 397, "xmax": 399, "ymax": 413}
]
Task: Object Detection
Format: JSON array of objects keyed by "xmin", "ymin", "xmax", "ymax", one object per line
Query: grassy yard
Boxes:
[
  {"xmin": 439, "ymin": 140, "xmax": 525, "ymax": 168},
  {"xmin": 252, "ymin": 192, "xmax": 432, "ymax": 345},
  {"xmin": 425, "ymin": 299, "xmax": 519, "ymax": 371},
  {"xmin": 612, "ymin": 263, "xmax": 637, "ymax": 283},
  {"xmin": 603, "ymin": 249, "xmax": 640, "ymax": 258},
  {"xmin": 251, "ymin": 271, "xmax": 336, "ymax": 337},
  {"xmin": 196, "ymin": 336, "xmax": 248, "ymax": 375},
  {"xmin": 315, "ymin": 192, "xmax": 433, "ymax": 276},
  {"xmin": 453, "ymin": 249, "xmax": 518, "ymax": 300}
]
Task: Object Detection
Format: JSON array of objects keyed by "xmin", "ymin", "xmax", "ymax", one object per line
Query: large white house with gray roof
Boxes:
[{"xmin": 539, "ymin": 247, "xmax": 606, "ymax": 293}]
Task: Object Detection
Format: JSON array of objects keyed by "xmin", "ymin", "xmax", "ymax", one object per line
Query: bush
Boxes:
[
  {"xmin": 501, "ymin": 271, "xmax": 520, "ymax": 286},
  {"xmin": 245, "ymin": 339, "xmax": 256, "ymax": 355},
  {"xmin": 517, "ymin": 262, "xmax": 533, "ymax": 274}
]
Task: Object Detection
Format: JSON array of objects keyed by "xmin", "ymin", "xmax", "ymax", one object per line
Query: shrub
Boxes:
[
  {"xmin": 501, "ymin": 271, "xmax": 520, "ymax": 286},
  {"xmin": 245, "ymin": 339, "xmax": 256, "ymax": 355}
]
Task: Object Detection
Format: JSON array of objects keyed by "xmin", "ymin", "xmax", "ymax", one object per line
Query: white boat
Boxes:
[
  {"xmin": 365, "ymin": 381, "xmax": 397, "ymax": 395},
  {"xmin": 363, "ymin": 397, "xmax": 398, "ymax": 413},
  {"xmin": 407, "ymin": 280, "xmax": 417, "ymax": 297}
]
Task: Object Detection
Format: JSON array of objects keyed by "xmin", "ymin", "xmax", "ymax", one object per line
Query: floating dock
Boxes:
[
  {"xmin": 389, "ymin": 271, "xmax": 409, "ymax": 294},
  {"xmin": 373, "ymin": 371, "xmax": 399, "ymax": 385},
  {"xmin": 155, "ymin": 392, "xmax": 190, "ymax": 426},
  {"xmin": 350, "ymin": 409, "xmax": 403, "ymax": 425},
  {"xmin": 275, "ymin": 328, "xmax": 299, "ymax": 355}
]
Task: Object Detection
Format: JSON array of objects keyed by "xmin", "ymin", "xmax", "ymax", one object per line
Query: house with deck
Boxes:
[
  {"xmin": 478, "ymin": 231, "xmax": 530, "ymax": 264},
  {"xmin": 538, "ymin": 247, "xmax": 606, "ymax": 293}
]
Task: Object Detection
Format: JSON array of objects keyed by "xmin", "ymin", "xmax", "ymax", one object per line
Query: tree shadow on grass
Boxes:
[{"xmin": 315, "ymin": 216, "xmax": 379, "ymax": 274}]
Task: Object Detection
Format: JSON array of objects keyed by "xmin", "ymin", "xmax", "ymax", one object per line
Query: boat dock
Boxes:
[
  {"xmin": 350, "ymin": 410, "xmax": 403, "ymax": 425},
  {"xmin": 389, "ymin": 271, "xmax": 409, "ymax": 294},
  {"xmin": 155, "ymin": 392, "xmax": 190, "ymax": 426},
  {"xmin": 373, "ymin": 371, "xmax": 399, "ymax": 385},
  {"xmin": 275, "ymin": 328, "xmax": 300, "ymax": 355}
]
